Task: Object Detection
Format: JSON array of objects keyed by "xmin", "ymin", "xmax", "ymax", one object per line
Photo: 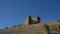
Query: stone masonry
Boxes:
[{"xmin": 22, "ymin": 16, "xmax": 40, "ymax": 25}]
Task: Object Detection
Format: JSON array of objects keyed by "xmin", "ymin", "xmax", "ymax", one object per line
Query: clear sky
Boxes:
[{"xmin": 0, "ymin": 0, "xmax": 60, "ymax": 29}]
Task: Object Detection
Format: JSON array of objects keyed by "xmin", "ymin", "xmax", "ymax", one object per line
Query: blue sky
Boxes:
[{"xmin": 0, "ymin": 0, "xmax": 60, "ymax": 29}]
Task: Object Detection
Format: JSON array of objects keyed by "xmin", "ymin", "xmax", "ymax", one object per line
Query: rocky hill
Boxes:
[{"xmin": 0, "ymin": 16, "xmax": 60, "ymax": 34}]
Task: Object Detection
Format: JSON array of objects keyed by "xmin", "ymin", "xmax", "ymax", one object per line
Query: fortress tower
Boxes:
[
  {"xmin": 22, "ymin": 16, "xmax": 40, "ymax": 26},
  {"xmin": 22, "ymin": 16, "xmax": 31, "ymax": 25}
]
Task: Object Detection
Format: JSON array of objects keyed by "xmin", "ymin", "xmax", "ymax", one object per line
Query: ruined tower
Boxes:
[
  {"xmin": 22, "ymin": 16, "xmax": 40, "ymax": 26},
  {"xmin": 22, "ymin": 16, "xmax": 31, "ymax": 25}
]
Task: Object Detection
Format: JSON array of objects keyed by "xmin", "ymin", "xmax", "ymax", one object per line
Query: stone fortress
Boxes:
[
  {"xmin": 0, "ymin": 16, "xmax": 60, "ymax": 34},
  {"xmin": 22, "ymin": 16, "xmax": 40, "ymax": 25}
]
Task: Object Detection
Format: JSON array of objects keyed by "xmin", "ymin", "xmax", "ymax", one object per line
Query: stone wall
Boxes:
[{"xmin": 22, "ymin": 16, "xmax": 40, "ymax": 26}]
